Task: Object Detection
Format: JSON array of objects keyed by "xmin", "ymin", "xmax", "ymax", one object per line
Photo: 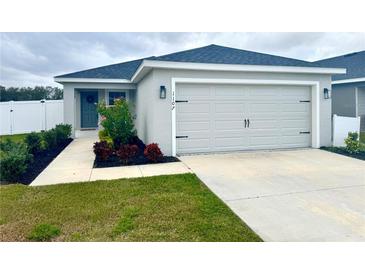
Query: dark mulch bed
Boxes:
[
  {"xmin": 321, "ymin": 146, "xmax": 365, "ymax": 161},
  {"xmin": 15, "ymin": 138, "xmax": 73, "ymax": 185},
  {"xmin": 94, "ymin": 154, "xmax": 179, "ymax": 168}
]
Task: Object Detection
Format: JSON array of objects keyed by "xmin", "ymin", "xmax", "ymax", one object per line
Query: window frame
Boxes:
[{"xmin": 105, "ymin": 89, "xmax": 129, "ymax": 106}]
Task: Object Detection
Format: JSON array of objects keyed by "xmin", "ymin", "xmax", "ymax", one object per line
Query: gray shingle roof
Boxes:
[
  {"xmin": 55, "ymin": 44, "xmax": 327, "ymax": 80},
  {"xmin": 153, "ymin": 44, "xmax": 322, "ymax": 67},
  {"xmin": 56, "ymin": 58, "xmax": 145, "ymax": 79},
  {"xmin": 313, "ymin": 51, "xmax": 365, "ymax": 81}
]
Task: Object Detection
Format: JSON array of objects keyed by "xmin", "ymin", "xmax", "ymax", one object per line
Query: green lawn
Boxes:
[
  {"xmin": 0, "ymin": 173, "xmax": 262, "ymax": 242},
  {"xmin": 0, "ymin": 133, "xmax": 28, "ymax": 143}
]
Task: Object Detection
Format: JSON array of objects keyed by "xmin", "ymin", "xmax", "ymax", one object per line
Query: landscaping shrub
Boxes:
[
  {"xmin": 28, "ymin": 224, "xmax": 61, "ymax": 241},
  {"xmin": 0, "ymin": 138, "xmax": 16, "ymax": 151},
  {"xmin": 0, "ymin": 139, "xmax": 32, "ymax": 182},
  {"xmin": 42, "ymin": 129, "xmax": 58, "ymax": 149},
  {"xmin": 345, "ymin": 132, "xmax": 361, "ymax": 154},
  {"xmin": 25, "ymin": 132, "xmax": 42, "ymax": 155},
  {"xmin": 116, "ymin": 144, "xmax": 139, "ymax": 164},
  {"xmin": 97, "ymin": 99, "xmax": 135, "ymax": 147},
  {"xmin": 54, "ymin": 124, "xmax": 72, "ymax": 144},
  {"xmin": 144, "ymin": 143, "xmax": 163, "ymax": 163},
  {"xmin": 128, "ymin": 135, "xmax": 146, "ymax": 151},
  {"xmin": 93, "ymin": 141, "xmax": 113, "ymax": 161},
  {"xmin": 98, "ymin": 129, "xmax": 113, "ymax": 145}
]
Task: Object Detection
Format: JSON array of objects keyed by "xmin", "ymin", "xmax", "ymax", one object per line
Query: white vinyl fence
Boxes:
[
  {"xmin": 0, "ymin": 100, "xmax": 64, "ymax": 135},
  {"xmin": 333, "ymin": 114, "xmax": 361, "ymax": 147}
]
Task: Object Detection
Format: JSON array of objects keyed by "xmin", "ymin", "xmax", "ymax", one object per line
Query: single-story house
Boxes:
[
  {"xmin": 55, "ymin": 44, "xmax": 345, "ymax": 156},
  {"xmin": 314, "ymin": 50, "xmax": 365, "ymax": 131}
]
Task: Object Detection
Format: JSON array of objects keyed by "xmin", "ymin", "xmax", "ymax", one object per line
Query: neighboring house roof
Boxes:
[
  {"xmin": 55, "ymin": 44, "xmax": 327, "ymax": 81},
  {"xmin": 314, "ymin": 50, "xmax": 365, "ymax": 82}
]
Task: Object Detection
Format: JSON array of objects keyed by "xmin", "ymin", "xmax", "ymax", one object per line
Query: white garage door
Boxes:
[{"xmin": 176, "ymin": 83, "xmax": 312, "ymax": 154}]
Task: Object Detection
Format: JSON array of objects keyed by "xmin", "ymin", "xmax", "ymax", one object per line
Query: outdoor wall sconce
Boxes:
[
  {"xmin": 160, "ymin": 85, "xmax": 167, "ymax": 99},
  {"xmin": 323, "ymin": 88, "xmax": 331, "ymax": 99}
]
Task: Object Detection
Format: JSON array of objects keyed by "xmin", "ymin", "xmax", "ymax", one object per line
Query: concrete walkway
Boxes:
[
  {"xmin": 31, "ymin": 137, "xmax": 190, "ymax": 186},
  {"xmin": 180, "ymin": 149, "xmax": 365, "ymax": 241}
]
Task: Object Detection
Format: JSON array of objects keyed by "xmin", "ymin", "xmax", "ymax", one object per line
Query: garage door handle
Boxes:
[
  {"xmin": 244, "ymin": 119, "xmax": 247, "ymax": 128},
  {"xmin": 247, "ymin": 119, "xmax": 250, "ymax": 128}
]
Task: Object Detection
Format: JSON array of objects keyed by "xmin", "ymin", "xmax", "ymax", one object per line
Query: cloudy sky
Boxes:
[{"xmin": 1, "ymin": 32, "xmax": 364, "ymax": 87}]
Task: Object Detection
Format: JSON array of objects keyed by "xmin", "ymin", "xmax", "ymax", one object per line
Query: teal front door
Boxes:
[{"xmin": 81, "ymin": 91, "xmax": 98, "ymax": 128}]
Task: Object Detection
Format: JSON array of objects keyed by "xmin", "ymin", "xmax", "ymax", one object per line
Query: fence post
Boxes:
[
  {"xmin": 9, "ymin": 100, "xmax": 14, "ymax": 135},
  {"xmin": 40, "ymin": 99, "xmax": 46, "ymax": 131}
]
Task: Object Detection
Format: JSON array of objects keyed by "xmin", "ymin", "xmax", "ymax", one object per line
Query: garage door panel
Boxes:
[
  {"xmin": 280, "ymin": 135, "xmax": 311, "ymax": 146},
  {"xmin": 280, "ymin": 119, "xmax": 310, "ymax": 129},
  {"xmin": 177, "ymin": 139, "xmax": 210, "ymax": 153},
  {"xmin": 215, "ymin": 103, "xmax": 244, "ymax": 113},
  {"xmin": 281, "ymin": 87, "xmax": 311, "ymax": 98},
  {"xmin": 215, "ymin": 113, "xmax": 245, "ymax": 120},
  {"xmin": 177, "ymin": 121, "xmax": 210, "ymax": 131},
  {"xmin": 176, "ymin": 84, "xmax": 311, "ymax": 154},
  {"xmin": 176, "ymin": 85, "xmax": 211, "ymax": 99},
  {"xmin": 247, "ymin": 119, "xmax": 280, "ymax": 129},
  {"xmin": 248, "ymin": 86, "xmax": 281, "ymax": 95},
  {"xmin": 248, "ymin": 135, "xmax": 280, "ymax": 147},
  {"xmin": 177, "ymin": 103, "xmax": 209, "ymax": 113},
  {"xmin": 215, "ymin": 120, "xmax": 246, "ymax": 130},
  {"xmin": 177, "ymin": 113, "xmax": 210, "ymax": 123},
  {"xmin": 215, "ymin": 86, "xmax": 248, "ymax": 98},
  {"xmin": 281, "ymin": 103, "xmax": 310, "ymax": 112},
  {"xmin": 249, "ymin": 103, "xmax": 281, "ymax": 112}
]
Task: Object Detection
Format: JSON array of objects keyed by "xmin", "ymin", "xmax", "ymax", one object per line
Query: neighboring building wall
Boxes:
[
  {"xmin": 358, "ymin": 86, "xmax": 365, "ymax": 131},
  {"xmin": 331, "ymin": 84, "xmax": 357, "ymax": 117},
  {"xmin": 62, "ymin": 82, "xmax": 137, "ymax": 136},
  {"xmin": 136, "ymin": 69, "xmax": 332, "ymax": 155}
]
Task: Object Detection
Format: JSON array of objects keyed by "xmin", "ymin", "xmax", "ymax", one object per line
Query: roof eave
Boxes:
[
  {"xmin": 131, "ymin": 60, "xmax": 347, "ymax": 83},
  {"xmin": 332, "ymin": 77, "xmax": 365, "ymax": 85},
  {"xmin": 54, "ymin": 77, "xmax": 132, "ymax": 84}
]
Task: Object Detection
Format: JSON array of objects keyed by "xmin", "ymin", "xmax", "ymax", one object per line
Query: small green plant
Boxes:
[
  {"xmin": 98, "ymin": 129, "xmax": 113, "ymax": 145},
  {"xmin": 54, "ymin": 124, "xmax": 72, "ymax": 144},
  {"xmin": 344, "ymin": 132, "xmax": 361, "ymax": 154},
  {"xmin": 42, "ymin": 129, "xmax": 58, "ymax": 149},
  {"xmin": 97, "ymin": 99, "xmax": 135, "ymax": 147},
  {"xmin": 25, "ymin": 132, "xmax": 42, "ymax": 155},
  {"xmin": 0, "ymin": 139, "xmax": 32, "ymax": 182},
  {"xmin": 28, "ymin": 224, "xmax": 61, "ymax": 241}
]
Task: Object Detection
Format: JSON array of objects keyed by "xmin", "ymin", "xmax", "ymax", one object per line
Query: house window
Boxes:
[{"xmin": 108, "ymin": 91, "xmax": 126, "ymax": 105}]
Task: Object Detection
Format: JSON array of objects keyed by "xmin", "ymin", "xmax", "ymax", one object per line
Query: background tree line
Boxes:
[{"xmin": 0, "ymin": 86, "xmax": 63, "ymax": 102}]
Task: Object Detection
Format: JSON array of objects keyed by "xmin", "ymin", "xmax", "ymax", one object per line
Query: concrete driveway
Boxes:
[{"xmin": 180, "ymin": 149, "xmax": 365, "ymax": 241}]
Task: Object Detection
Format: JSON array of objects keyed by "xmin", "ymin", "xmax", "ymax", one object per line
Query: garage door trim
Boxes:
[{"xmin": 171, "ymin": 78, "xmax": 320, "ymax": 156}]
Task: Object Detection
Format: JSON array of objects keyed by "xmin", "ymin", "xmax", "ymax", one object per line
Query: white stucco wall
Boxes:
[{"xmin": 136, "ymin": 68, "xmax": 333, "ymax": 155}]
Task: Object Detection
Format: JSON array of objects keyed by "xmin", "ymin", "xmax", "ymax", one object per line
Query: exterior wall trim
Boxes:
[
  {"xmin": 171, "ymin": 77, "xmax": 321, "ymax": 156},
  {"xmin": 132, "ymin": 60, "xmax": 345, "ymax": 82},
  {"xmin": 55, "ymin": 77, "xmax": 132, "ymax": 84},
  {"xmin": 332, "ymin": 77, "xmax": 365, "ymax": 85}
]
